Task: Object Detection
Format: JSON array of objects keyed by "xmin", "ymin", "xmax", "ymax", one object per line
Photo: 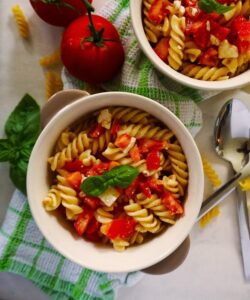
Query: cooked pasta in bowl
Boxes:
[
  {"xmin": 27, "ymin": 91, "xmax": 203, "ymax": 272},
  {"xmin": 130, "ymin": 0, "xmax": 250, "ymax": 90}
]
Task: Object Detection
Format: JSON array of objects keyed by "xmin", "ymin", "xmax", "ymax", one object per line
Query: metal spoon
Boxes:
[
  {"xmin": 197, "ymin": 99, "xmax": 250, "ymax": 220},
  {"xmin": 213, "ymin": 98, "xmax": 250, "ymax": 280}
]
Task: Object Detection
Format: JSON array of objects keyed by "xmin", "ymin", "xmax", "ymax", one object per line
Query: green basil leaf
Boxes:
[
  {"xmin": 81, "ymin": 176, "xmax": 107, "ymax": 196},
  {"xmin": 5, "ymin": 94, "xmax": 40, "ymax": 144},
  {"xmin": 103, "ymin": 165, "xmax": 139, "ymax": 188},
  {"xmin": 9, "ymin": 159, "xmax": 28, "ymax": 195},
  {"xmin": 198, "ymin": 0, "xmax": 233, "ymax": 13},
  {"xmin": 0, "ymin": 139, "xmax": 14, "ymax": 162}
]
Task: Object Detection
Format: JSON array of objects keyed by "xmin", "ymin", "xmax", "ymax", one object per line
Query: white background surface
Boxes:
[{"xmin": 0, "ymin": 0, "xmax": 250, "ymax": 299}]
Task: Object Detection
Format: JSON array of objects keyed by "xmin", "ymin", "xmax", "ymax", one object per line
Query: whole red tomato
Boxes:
[
  {"xmin": 29, "ymin": 0, "xmax": 92, "ymax": 27},
  {"xmin": 61, "ymin": 15, "xmax": 125, "ymax": 84}
]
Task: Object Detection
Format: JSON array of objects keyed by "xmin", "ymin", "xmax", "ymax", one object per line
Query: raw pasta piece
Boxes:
[
  {"xmin": 39, "ymin": 49, "xmax": 61, "ymax": 67},
  {"xmin": 167, "ymin": 15, "xmax": 186, "ymax": 70},
  {"xmin": 118, "ymin": 123, "xmax": 174, "ymax": 141},
  {"xmin": 12, "ymin": 5, "xmax": 30, "ymax": 39},
  {"xmin": 199, "ymin": 206, "xmax": 220, "ymax": 228},
  {"xmin": 124, "ymin": 200, "xmax": 162, "ymax": 233},
  {"xmin": 136, "ymin": 193, "xmax": 176, "ymax": 225},
  {"xmin": 238, "ymin": 176, "xmax": 250, "ymax": 191},
  {"xmin": 202, "ymin": 157, "xmax": 222, "ymax": 187},
  {"xmin": 48, "ymin": 132, "xmax": 90, "ymax": 171},
  {"xmin": 45, "ymin": 71, "xmax": 63, "ymax": 100},
  {"xmin": 182, "ymin": 64, "xmax": 230, "ymax": 81}
]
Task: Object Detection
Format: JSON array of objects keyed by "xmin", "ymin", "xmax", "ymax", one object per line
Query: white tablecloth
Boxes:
[{"xmin": 0, "ymin": 0, "xmax": 250, "ymax": 299}]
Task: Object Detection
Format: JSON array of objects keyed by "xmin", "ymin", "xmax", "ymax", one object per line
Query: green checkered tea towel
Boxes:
[
  {"xmin": 0, "ymin": 190, "xmax": 143, "ymax": 300},
  {"xmin": 0, "ymin": 1, "xmax": 219, "ymax": 299}
]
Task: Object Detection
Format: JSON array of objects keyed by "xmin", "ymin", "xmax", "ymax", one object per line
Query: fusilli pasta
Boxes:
[
  {"xmin": 43, "ymin": 106, "xmax": 188, "ymax": 251},
  {"xmin": 12, "ymin": 5, "xmax": 30, "ymax": 39}
]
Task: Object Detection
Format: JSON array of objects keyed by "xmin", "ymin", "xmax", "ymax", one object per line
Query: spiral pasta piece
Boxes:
[
  {"xmin": 118, "ymin": 123, "xmax": 174, "ymax": 141},
  {"xmin": 239, "ymin": 176, "xmax": 250, "ymax": 191},
  {"xmin": 55, "ymin": 129, "xmax": 76, "ymax": 152},
  {"xmin": 136, "ymin": 193, "xmax": 176, "ymax": 224},
  {"xmin": 39, "ymin": 49, "xmax": 61, "ymax": 67},
  {"xmin": 202, "ymin": 157, "xmax": 222, "ymax": 187},
  {"xmin": 109, "ymin": 107, "xmax": 154, "ymax": 125},
  {"xmin": 168, "ymin": 142, "xmax": 188, "ymax": 196},
  {"xmin": 182, "ymin": 64, "xmax": 230, "ymax": 81},
  {"xmin": 124, "ymin": 200, "xmax": 162, "ymax": 233},
  {"xmin": 168, "ymin": 15, "xmax": 186, "ymax": 70},
  {"xmin": 56, "ymin": 175, "xmax": 83, "ymax": 220},
  {"xmin": 45, "ymin": 71, "xmax": 63, "ymax": 100},
  {"xmin": 95, "ymin": 207, "xmax": 114, "ymax": 224},
  {"xmin": 48, "ymin": 132, "xmax": 90, "ymax": 171},
  {"xmin": 90, "ymin": 130, "xmax": 111, "ymax": 155},
  {"xmin": 184, "ymin": 41, "xmax": 201, "ymax": 63},
  {"xmin": 199, "ymin": 206, "xmax": 221, "ymax": 228},
  {"xmin": 162, "ymin": 174, "xmax": 180, "ymax": 198},
  {"xmin": 42, "ymin": 186, "xmax": 61, "ymax": 211},
  {"xmin": 12, "ymin": 5, "xmax": 30, "ymax": 39}
]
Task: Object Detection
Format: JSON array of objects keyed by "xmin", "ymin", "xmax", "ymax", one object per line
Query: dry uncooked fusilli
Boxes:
[{"xmin": 12, "ymin": 5, "xmax": 30, "ymax": 39}]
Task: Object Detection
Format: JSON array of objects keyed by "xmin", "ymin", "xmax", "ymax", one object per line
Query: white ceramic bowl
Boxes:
[
  {"xmin": 130, "ymin": 0, "xmax": 250, "ymax": 91},
  {"xmin": 27, "ymin": 91, "xmax": 204, "ymax": 273}
]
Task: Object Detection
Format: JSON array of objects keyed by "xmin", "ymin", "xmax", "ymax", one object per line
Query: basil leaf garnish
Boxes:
[
  {"xmin": 0, "ymin": 94, "xmax": 40, "ymax": 194},
  {"xmin": 81, "ymin": 165, "xmax": 139, "ymax": 196},
  {"xmin": 5, "ymin": 94, "xmax": 40, "ymax": 144},
  {"xmin": 198, "ymin": 0, "xmax": 233, "ymax": 13},
  {"xmin": 81, "ymin": 176, "xmax": 108, "ymax": 197}
]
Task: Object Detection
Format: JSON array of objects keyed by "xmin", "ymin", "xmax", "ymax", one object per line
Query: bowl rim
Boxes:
[
  {"xmin": 27, "ymin": 91, "xmax": 204, "ymax": 272},
  {"xmin": 129, "ymin": 0, "xmax": 250, "ymax": 91}
]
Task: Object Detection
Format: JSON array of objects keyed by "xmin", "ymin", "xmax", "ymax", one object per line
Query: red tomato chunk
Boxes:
[{"xmin": 107, "ymin": 218, "xmax": 136, "ymax": 240}]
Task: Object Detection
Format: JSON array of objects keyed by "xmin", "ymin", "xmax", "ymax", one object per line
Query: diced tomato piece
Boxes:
[
  {"xmin": 146, "ymin": 150, "xmax": 161, "ymax": 170},
  {"xmin": 139, "ymin": 181, "xmax": 152, "ymax": 198},
  {"xmin": 199, "ymin": 47, "xmax": 218, "ymax": 67},
  {"xmin": 192, "ymin": 21, "xmax": 210, "ymax": 49},
  {"xmin": 106, "ymin": 217, "xmax": 136, "ymax": 239},
  {"xmin": 74, "ymin": 210, "xmax": 93, "ymax": 236},
  {"xmin": 138, "ymin": 139, "xmax": 167, "ymax": 153},
  {"xmin": 184, "ymin": 0, "xmax": 197, "ymax": 6},
  {"xmin": 210, "ymin": 21, "xmax": 230, "ymax": 41},
  {"xmin": 148, "ymin": 0, "xmax": 169, "ymax": 24},
  {"xmin": 82, "ymin": 196, "xmax": 101, "ymax": 210},
  {"xmin": 129, "ymin": 145, "xmax": 141, "ymax": 162},
  {"xmin": 154, "ymin": 37, "xmax": 170, "ymax": 62},
  {"xmin": 64, "ymin": 159, "xmax": 86, "ymax": 173},
  {"xmin": 147, "ymin": 176, "xmax": 164, "ymax": 194},
  {"xmin": 185, "ymin": 6, "xmax": 203, "ymax": 21},
  {"xmin": 89, "ymin": 123, "xmax": 105, "ymax": 138},
  {"xmin": 110, "ymin": 119, "xmax": 121, "ymax": 137},
  {"xmin": 86, "ymin": 218, "xmax": 100, "ymax": 235},
  {"xmin": 230, "ymin": 16, "xmax": 250, "ymax": 53},
  {"xmin": 87, "ymin": 162, "xmax": 110, "ymax": 176},
  {"xmin": 66, "ymin": 171, "xmax": 82, "ymax": 190},
  {"xmin": 207, "ymin": 12, "xmax": 220, "ymax": 21},
  {"xmin": 161, "ymin": 191, "xmax": 184, "ymax": 215},
  {"xmin": 125, "ymin": 177, "xmax": 140, "ymax": 199},
  {"xmin": 114, "ymin": 134, "xmax": 132, "ymax": 149}
]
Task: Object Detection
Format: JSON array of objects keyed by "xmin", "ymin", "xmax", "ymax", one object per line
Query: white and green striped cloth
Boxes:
[{"xmin": 0, "ymin": 0, "xmax": 218, "ymax": 299}]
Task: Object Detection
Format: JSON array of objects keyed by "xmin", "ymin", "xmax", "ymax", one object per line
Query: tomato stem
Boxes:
[{"xmin": 82, "ymin": 0, "xmax": 104, "ymax": 43}]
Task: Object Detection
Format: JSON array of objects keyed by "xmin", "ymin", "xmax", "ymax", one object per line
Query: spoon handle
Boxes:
[{"xmin": 197, "ymin": 172, "xmax": 241, "ymax": 220}]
